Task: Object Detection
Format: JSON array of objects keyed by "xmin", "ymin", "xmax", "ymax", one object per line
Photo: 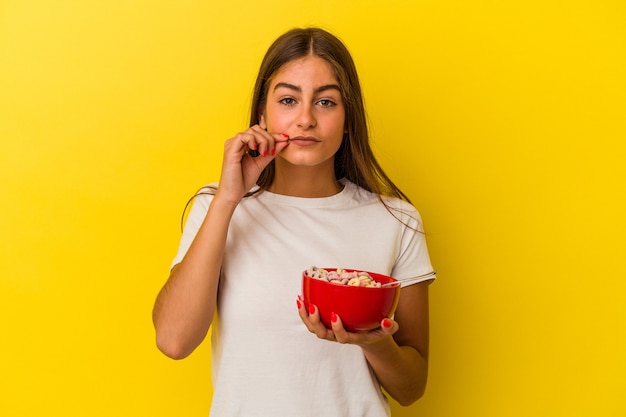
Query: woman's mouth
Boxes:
[{"xmin": 288, "ymin": 136, "xmax": 320, "ymax": 146}]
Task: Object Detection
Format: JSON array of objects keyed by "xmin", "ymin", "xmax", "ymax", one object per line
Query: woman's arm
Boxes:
[
  {"xmin": 359, "ymin": 281, "xmax": 431, "ymax": 405},
  {"xmin": 152, "ymin": 197, "xmax": 237, "ymax": 359},
  {"xmin": 152, "ymin": 126, "xmax": 289, "ymax": 359}
]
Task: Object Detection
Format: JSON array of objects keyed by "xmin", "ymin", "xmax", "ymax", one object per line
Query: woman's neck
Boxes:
[{"xmin": 268, "ymin": 160, "xmax": 343, "ymax": 198}]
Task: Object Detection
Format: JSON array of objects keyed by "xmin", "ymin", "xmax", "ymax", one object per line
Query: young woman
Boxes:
[{"xmin": 153, "ymin": 27, "xmax": 436, "ymax": 416}]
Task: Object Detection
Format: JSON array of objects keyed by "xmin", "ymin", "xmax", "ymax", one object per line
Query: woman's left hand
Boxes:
[{"xmin": 296, "ymin": 296, "xmax": 398, "ymax": 346}]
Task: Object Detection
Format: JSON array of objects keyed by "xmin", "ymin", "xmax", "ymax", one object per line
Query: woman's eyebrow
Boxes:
[
  {"xmin": 273, "ymin": 82, "xmax": 341, "ymax": 94},
  {"xmin": 315, "ymin": 84, "xmax": 341, "ymax": 94}
]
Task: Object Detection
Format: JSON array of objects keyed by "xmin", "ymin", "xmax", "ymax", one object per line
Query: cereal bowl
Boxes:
[{"xmin": 301, "ymin": 267, "xmax": 401, "ymax": 332}]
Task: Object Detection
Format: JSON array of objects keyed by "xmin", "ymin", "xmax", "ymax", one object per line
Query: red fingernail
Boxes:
[
  {"xmin": 296, "ymin": 299, "xmax": 302, "ymax": 309},
  {"xmin": 308, "ymin": 304, "xmax": 315, "ymax": 315},
  {"xmin": 271, "ymin": 148, "xmax": 275, "ymax": 156},
  {"xmin": 263, "ymin": 150, "xmax": 267, "ymax": 157},
  {"xmin": 281, "ymin": 133, "xmax": 289, "ymax": 139},
  {"xmin": 331, "ymin": 312, "xmax": 337, "ymax": 323},
  {"xmin": 382, "ymin": 318, "xmax": 392, "ymax": 328}
]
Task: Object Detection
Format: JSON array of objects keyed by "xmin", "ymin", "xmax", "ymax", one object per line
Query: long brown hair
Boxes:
[
  {"xmin": 183, "ymin": 28, "xmax": 416, "ymax": 231},
  {"xmin": 251, "ymin": 27, "xmax": 412, "ymax": 203}
]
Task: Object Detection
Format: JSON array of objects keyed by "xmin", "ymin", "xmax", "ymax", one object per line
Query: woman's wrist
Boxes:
[
  {"xmin": 212, "ymin": 190, "xmax": 242, "ymax": 212},
  {"xmin": 360, "ymin": 334, "xmax": 400, "ymax": 356}
]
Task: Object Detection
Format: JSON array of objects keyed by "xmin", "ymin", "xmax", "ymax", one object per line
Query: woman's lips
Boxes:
[{"xmin": 288, "ymin": 136, "xmax": 319, "ymax": 146}]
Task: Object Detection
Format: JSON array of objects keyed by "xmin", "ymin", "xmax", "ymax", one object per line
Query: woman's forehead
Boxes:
[{"xmin": 269, "ymin": 56, "xmax": 339, "ymax": 89}]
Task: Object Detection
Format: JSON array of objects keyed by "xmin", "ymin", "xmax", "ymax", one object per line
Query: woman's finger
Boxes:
[
  {"xmin": 306, "ymin": 304, "xmax": 335, "ymax": 340},
  {"xmin": 330, "ymin": 313, "xmax": 351, "ymax": 344},
  {"xmin": 330, "ymin": 315, "xmax": 399, "ymax": 346},
  {"xmin": 239, "ymin": 126, "xmax": 288, "ymax": 158}
]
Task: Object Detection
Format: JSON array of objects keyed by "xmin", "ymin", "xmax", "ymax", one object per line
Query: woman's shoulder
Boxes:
[
  {"xmin": 189, "ymin": 182, "xmax": 218, "ymax": 203},
  {"xmin": 344, "ymin": 180, "xmax": 417, "ymax": 211},
  {"xmin": 344, "ymin": 180, "xmax": 422, "ymax": 224},
  {"xmin": 196, "ymin": 182, "xmax": 219, "ymax": 194},
  {"xmin": 381, "ymin": 193, "xmax": 419, "ymax": 213},
  {"xmin": 191, "ymin": 182, "xmax": 262, "ymax": 200}
]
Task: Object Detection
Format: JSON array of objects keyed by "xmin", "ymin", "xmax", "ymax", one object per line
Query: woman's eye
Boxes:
[
  {"xmin": 318, "ymin": 99, "xmax": 336, "ymax": 108},
  {"xmin": 279, "ymin": 97, "xmax": 296, "ymax": 106}
]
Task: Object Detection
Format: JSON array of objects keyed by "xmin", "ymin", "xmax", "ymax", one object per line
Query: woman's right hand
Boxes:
[{"xmin": 215, "ymin": 125, "xmax": 289, "ymax": 206}]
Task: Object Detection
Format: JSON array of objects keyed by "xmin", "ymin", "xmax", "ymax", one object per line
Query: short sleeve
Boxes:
[
  {"xmin": 170, "ymin": 190, "xmax": 214, "ymax": 270},
  {"xmin": 390, "ymin": 204, "xmax": 436, "ymax": 288}
]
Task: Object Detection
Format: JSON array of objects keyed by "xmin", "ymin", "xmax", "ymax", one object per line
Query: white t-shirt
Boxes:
[{"xmin": 172, "ymin": 179, "xmax": 435, "ymax": 417}]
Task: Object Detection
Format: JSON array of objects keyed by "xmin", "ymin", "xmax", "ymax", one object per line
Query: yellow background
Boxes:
[{"xmin": 1, "ymin": 0, "xmax": 624, "ymax": 416}]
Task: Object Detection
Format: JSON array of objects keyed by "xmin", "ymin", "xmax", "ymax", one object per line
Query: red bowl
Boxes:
[{"xmin": 302, "ymin": 268, "xmax": 401, "ymax": 332}]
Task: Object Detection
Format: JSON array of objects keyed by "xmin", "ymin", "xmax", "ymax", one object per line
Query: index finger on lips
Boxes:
[
  {"xmin": 272, "ymin": 134, "xmax": 290, "ymax": 156},
  {"xmin": 254, "ymin": 126, "xmax": 290, "ymax": 156}
]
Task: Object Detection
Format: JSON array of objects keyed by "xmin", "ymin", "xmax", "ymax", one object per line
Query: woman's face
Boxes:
[{"xmin": 259, "ymin": 55, "xmax": 346, "ymax": 169}]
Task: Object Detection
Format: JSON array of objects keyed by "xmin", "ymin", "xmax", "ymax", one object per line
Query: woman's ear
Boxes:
[{"xmin": 258, "ymin": 108, "xmax": 267, "ymax": 129}]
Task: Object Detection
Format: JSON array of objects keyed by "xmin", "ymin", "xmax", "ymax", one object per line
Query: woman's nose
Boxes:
[{"xmin": 297, "ymin": 104, "xmax": 316, "ymax": 128}]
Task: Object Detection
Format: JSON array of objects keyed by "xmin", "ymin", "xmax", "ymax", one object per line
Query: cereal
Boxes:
[{"xmin": 305, "ymin": 266, "xmax": 382, "ymax": 288}]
